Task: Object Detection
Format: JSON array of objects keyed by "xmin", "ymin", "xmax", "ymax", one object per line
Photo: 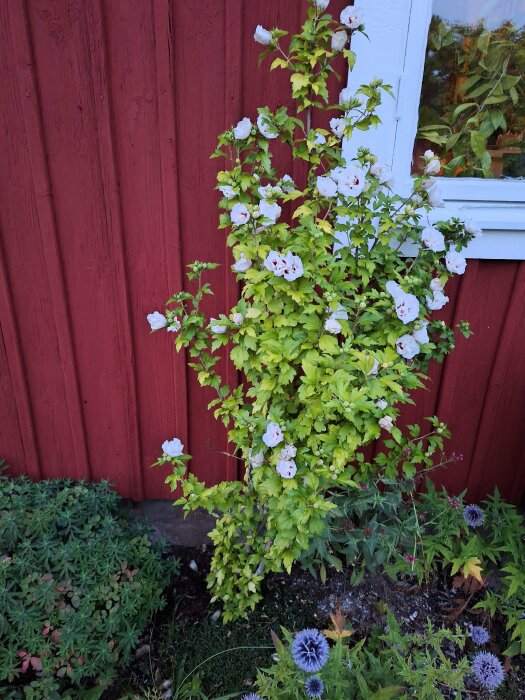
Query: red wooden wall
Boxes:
[{"xmin": 1, "ymin": 0, "xmax": 524, "ymax": 503}]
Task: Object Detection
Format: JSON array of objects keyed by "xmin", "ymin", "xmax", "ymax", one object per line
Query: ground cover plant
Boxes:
[
  {"xmin": 254, "ymin": 610, "xmax": 472, "ymax": 699},
  {"xmin": 0, "ymin": 475, "xmax": 174, "ymax": 699},
  {"xmin": 147, "ymin": 0, "xmax": 480, "ymax": 623},
  {"xmin": 420, "ymin": 485, "xmax": 525, "ymax": 659},
  {"xmin": 105, "ymin": 534, "xmax": 525, "ymax": 699},
  {"xmin": 301, "ymin": 423, "xmax": 525, "ymax": 662}
]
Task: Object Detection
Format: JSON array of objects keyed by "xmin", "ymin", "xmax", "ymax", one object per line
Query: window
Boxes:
[
  {"xmin": 343, "ymin": 0, "xmax": 525, "ymax": 259},
  {"xmin": 416, "ymin": 1, "xmax": 525, "ymax": 180}
]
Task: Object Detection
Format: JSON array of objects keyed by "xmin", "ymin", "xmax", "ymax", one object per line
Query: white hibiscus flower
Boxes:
[
  {"xmin": 426, "ymin": 290, "xmax": 449, "ymax": 311},
  {"xmin": 396, "ymin": 334, "xmax": 420, "ymax": 359},
  {"xmin": 282, "ymin": 252, "xmax": 304, "ymax": 281},
  {"xmin": 324, "ymin": 317, "xmax": 342, "ymax": 334},
  {"xmin": 257, "ymin": 113, "xmax": 278, "ymax": 139},
  {"xmin": 395, "ymin": 293, "xmax": 420, "ymax": 324},
  {"xmin": 264, "ymin": 250, "xmax": 286, "ymax": 276},
  {"xmin": 276, "ymin": 459, "xmax": 297, "ymax": 479},
  {"xmin": 259, "ymin": 199, "xmax": 282, "ymax": 226},
  {"xmin": 445, "ymin": 249, "xmax": 467, "ymax": 275},
  {"xmin": 262, "ymin": 422, "xmax": 284, "ymax": 447},
  {"xmin": 412, "ymin": 321, "xmax": 429, "ymax": 345},
  {"xmin": 233, "ymin": 117, "xmax": 252, "ymax": 140},
  {"xmin": 230, "ymin": 203, "xmax": 250, "ymax": 226},
  {"xmin": 232, "ymin": 254, "xmax": 252, "ymax": 273},
  {"xmin": 421, "ymin": 225, "xmax": 446, "ymax": 253},
  {"xmin": 162, "ymin": 437, "xmax": 184, "ymax": 458}
]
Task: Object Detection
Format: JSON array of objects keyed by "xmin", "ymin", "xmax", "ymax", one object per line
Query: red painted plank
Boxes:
[
  {"xmin": 220, "ymin": 0, "xmax": 243, "ymax": 482},
  {"xmin": 26, "ymin": 0, "xmax": 140, "ymax": 493},
  {"xmin": 149, "ymin": 0, "xmax": 190, "ymax": 497},
  {"xmin": 1, "ymin": 0, "xmax": 88, "ymax": 480},
  {"xmin": 172, "ymin": 0, "xmax": 232, "ymax": 486},
  {"xmin": 0, "ymin": 235, "xmax": 40, "ymax": 478},
  {"xmin": 392, "ymin": 273, "xmax": 460, "ymax": 475},
  {"xmin": 83, "ymin": 0, "xmax": 144, "ymax": 500},
  {"xmin": 370, "ymin": 275, "xmax": 459, "ymax": 470},
  {"xmin": 102, "ymin": 0, "xmax": 190, "ymax": 498},
  {"xmin": 468, "ymin": 263, "xmax": 525, "ymax": 502},
  {"xmin": 432, "ymin": 261, "xmax": 518, "ymax": 497}
]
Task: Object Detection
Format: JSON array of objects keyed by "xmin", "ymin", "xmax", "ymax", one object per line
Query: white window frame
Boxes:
[{"xmin": 343, "ymin": 0, "xmax": 525, "ymax": 259}]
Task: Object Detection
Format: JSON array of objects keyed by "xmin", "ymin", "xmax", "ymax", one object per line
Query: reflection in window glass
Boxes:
[{"xmin": 415, "ymin": 0, "xmax": 525, "ymax": 179}]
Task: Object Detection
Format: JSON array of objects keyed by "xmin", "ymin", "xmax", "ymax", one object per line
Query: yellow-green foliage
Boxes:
[{"xmin": 152, "ymin": 1, "xmax": 476, "ymax": 621}]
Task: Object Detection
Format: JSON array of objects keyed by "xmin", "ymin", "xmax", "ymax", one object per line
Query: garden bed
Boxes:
[{"xmin": 106, "ymin": 544, "xmax": 525, "ymax": 699}]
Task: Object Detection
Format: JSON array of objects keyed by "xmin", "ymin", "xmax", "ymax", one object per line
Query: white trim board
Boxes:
[{"xmin": 343, "ymin": 0, "xmax": 525, "ymax": 260}]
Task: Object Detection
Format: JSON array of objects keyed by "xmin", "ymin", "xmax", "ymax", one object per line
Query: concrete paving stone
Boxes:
[{"xmin": 130, "ymin": 500, "xmax": 215, "ymax": 547}]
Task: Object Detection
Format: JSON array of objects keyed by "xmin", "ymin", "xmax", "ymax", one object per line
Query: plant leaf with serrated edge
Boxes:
[
  {"xmin": 323, "ymin": 605, "xmax": 353, "ymax": 640},
  {"xmin": 462, "ymin": 557, "xmax": 484, "ymax": 583}
]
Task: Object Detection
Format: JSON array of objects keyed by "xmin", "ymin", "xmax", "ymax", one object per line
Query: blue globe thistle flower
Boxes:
[
  {"xmin": 241, "ymin": 695, "xmax": 262, "ymax": 700},
  {"xmin": 472, "ymin": 651, "xmax": 505, "ymax": 692},
  {"xmin": 305, "ymin": 676, "xmax": 324, "ymax": 698},
  {"xmin": 291, "ymin": 629, "xmax": 330, "ymax": 672},
  {"xmin": 470, "ymin": 625, "xmax": 490, "ymax": 645},
  {"xmin": 463, "ymin": 504, "xmax": 484, "ymax": 528}
]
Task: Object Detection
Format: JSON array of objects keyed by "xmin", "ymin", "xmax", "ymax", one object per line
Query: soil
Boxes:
[{"xmin": 105, "ymin": 545, "xmax": 525, "ymax": 699}]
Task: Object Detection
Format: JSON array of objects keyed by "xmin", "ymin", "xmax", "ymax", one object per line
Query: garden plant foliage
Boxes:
[
  {"xmin": 300, "ymin": 418, "xmax": 456, "ymax": 584},
  {"xmin": 150, "ymin": 1, "xmax": 478, "ymax": 621},
  {"xmin": 0, "ymin": 477, "xmax": 172, "ymax": 699},
  {"xmin": 301, "ymin": 445, "xmax": 525, "ymax": 659},
  {"xmin": 255, "ymin": 610, "xmax": 471, "ymax": 700}
]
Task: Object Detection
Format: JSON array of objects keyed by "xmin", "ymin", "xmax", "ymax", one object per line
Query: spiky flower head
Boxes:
[
  {"xmin": 470, "ymin": 625, "xmax": 490, "ymax": 645},
  {"xmin": 291, "ymin": 629, "xmax": 330, "ymax": 673},
  {"xmin": 305, "ymin": 676, "xmax": 325, "ymax": 698},
  {"xmin": 472, "ymin": 651, "xmax": 505, "ymax": 692},
  {"xmin": 463, "ymin": 504, "xmax": 484, "ymax": 528},
  {"xmin": 241, "ymin": 695, "xmax": 262, "ymax": 700}
]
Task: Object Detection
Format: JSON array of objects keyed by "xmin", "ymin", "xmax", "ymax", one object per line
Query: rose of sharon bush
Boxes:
[{"xmin": 149, "ymin": 0, "xmax": 477, "ymax": 621}]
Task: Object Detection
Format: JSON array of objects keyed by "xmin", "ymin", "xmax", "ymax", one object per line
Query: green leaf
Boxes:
[
  {"xmin": 457, "ymin": 74, "xmax": 482, "ymax": 95},
  {"xmin": 476, "ymin": 32, "xmax": 491, "ymax": 54},
  {"xmin": 319, "ymin": 334, "xmax": 340, "ymax": 354},
  {"xmin": 452, "ymin": 102, "xmax": 476, "ymax": 120},
  {"xmin": 270, "ymin": 57, "xmax": 288, "ymax": 71},
  {"xmin": 484, "ymin": 95, "xmax": 509, "ymax": 105},
  {"xmin": 470, "ymin": 131, "xmax": 487, "ymax": 159},
  {"xmin": 466, "ymin": 82, "xmax": 492, "ymax": 99},
  {"xmin": 290, "ymin": 73, "xmax": 310, "ymax": 93}
]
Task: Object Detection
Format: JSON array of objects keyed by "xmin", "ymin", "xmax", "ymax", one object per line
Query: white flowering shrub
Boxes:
[{"xmin": 148, "ymin": 1, "xmax": 478, "ymax": 621}]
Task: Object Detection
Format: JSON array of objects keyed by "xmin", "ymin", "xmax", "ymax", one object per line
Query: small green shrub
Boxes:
[
  {"xmin": 0, "ymin": 477, "xmax": 174, "ymax": 698},
  {"xmin": 300, "ymin": 417, "xmax": 456, "ymax": 583},
  {"xmin": 301, "ymin": 434, "xmax": 525, "ymax": 660},
  {"xmin": 151, "ymin": 0, "xmax": 477, "ymax": 622},
  {"xmin": 419, "ymin": 485, "xmax": 525, "ymax": 657}
]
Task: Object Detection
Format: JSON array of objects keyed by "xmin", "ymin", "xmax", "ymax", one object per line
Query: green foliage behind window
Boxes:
[{"xmin": 418, "ymin": 16, "xmax": 525, "ymax": 177}]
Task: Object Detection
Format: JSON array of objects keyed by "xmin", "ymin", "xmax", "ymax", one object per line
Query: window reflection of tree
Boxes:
[{"xmin": 416, "ymin": 10, "xmax": 525, "ymax": 178}]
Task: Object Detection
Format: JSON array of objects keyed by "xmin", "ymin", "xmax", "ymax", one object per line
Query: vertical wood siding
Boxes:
[{"xmin": 0, "ymin": 0, "xmax": 523, "ymax": 503}]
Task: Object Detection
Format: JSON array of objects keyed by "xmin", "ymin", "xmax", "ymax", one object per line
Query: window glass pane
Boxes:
[{"xmin": 415, "ymin": 0, "xmax": 525, "ymax": 179}]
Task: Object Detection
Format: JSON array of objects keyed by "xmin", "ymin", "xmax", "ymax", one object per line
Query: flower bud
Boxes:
[
  {"xmin": 331, "ymin": 30, "xmax": 348, "ymax": 52},
  {"xmin": 254, "ymin": 25, "xmax": 273, "ymax": 46}
]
